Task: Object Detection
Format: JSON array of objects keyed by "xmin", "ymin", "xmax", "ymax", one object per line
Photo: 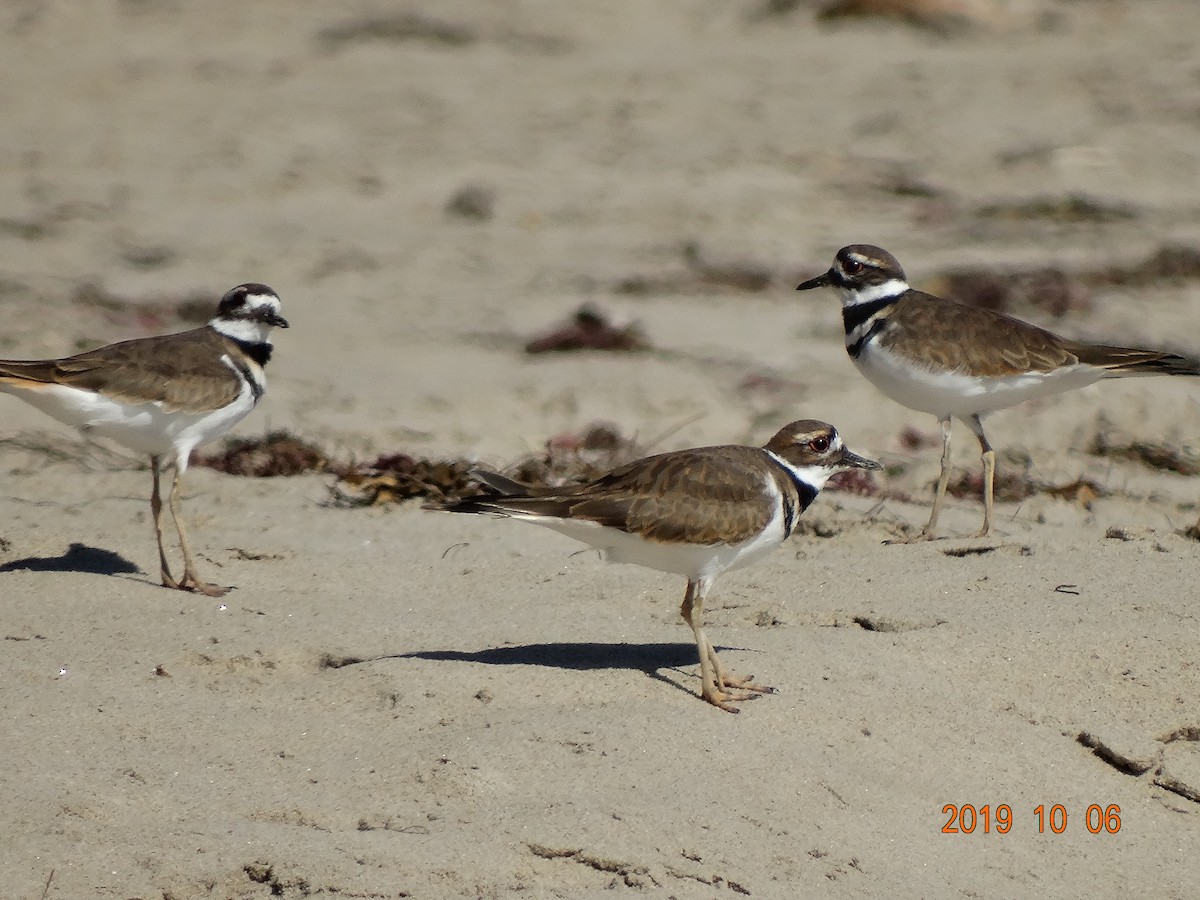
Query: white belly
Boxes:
[
  {"xmin": 854, "ymin": 342, "xmax": 1105, "ymax": 419},
  {"xmin": 1, "ymin": 381, "xmax": 257, "ymax": 469},
  {"xmin": 509, "ymin": 508, "xmax": 787, "ymax": 582}
]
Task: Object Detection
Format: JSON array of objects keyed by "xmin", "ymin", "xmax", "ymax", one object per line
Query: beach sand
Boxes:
[{"xmin": 1, "ymin": 2, "xmax": 1198, "ymax": 896}]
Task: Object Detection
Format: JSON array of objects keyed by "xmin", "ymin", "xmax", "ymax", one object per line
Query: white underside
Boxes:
[
  {"xmin": 0, "ymin": 375, "xmax": 257, "ymax": 471},
  {"xmin": 509, "ymin": 512, "xmax": 788, "ymax": 580},
  {"xmin": 503, "ymin": 471, "xmax": 792, "ymax": 581},
  {"xmin": 854, "ymin": 342, "xmax": 1105, "ymax": 419}
]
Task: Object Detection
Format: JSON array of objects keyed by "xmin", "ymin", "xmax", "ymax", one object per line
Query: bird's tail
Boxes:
[
  {"xmin": 470, "ymin": 469, "xmax": 533, "ymax": 495},
  {"xmin": 431, "ymin": 495, "xmax": 506, "ymax": 515},
  {"xmin": 1072, "ymin": 344, "xmax": 1200, "ymax": 377},
  {"xmin": 0, "ymin": 360, "xmax": 58, "ymax": 386}
]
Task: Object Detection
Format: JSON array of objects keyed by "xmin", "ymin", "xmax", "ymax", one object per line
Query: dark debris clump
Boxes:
[
  {"xmin": 1089, "ymin": 431, "xmax": 1200, "ymax": 477},
  {"xmin": 194, "ymin": 431, "xmax": 332, "ymax": 477},
  {"xmin": 946, "ymin": 469, "xmax": 1106, "ymax": 508},
  {"xmin": 524, "ymin": 306, "xmax": 650, "ymax": 354},
  {"xmin": 333, "ymin": 423, "xmax": 643, "ymax": 507},
  {"xmin": 192, "ymin": 424, "xmax": 650, "ymax": 508},
  {"xmin": 332, "ymin": 455, "xmax": 482, "ymax": 507},
  {"xmin": 504, "ymin": 423, "xmax": 643, "ymax": 487}
]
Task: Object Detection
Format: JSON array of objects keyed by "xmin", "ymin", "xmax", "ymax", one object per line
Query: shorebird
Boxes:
[
  {"xmin": 798, "ymin": 244, "xmax": 1200, "ymax": 539},
  {"xmin": 0, "ymin": 284, "xmax": 288, "ymax": 595},
  {"xmin": 433, "ymin": 420, "xmax": 879, "ymax": 711}
]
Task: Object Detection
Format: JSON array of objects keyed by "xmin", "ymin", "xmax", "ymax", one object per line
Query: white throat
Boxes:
[
  {"xmin": 841, "ymin": 277, "xmax": 909, "ymax": 307},
  {"xmin": 764, "ymin": 450, "xmax": 837, "ymax": 494},
  {"xmin": 211, "ymin": 316, "xmax": 274, "ymax": 345}
]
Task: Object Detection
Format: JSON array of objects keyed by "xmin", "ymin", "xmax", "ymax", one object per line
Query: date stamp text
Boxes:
[{"xmin": 941, "ymin": 804, "xmax": 1122, "ymax": 834}]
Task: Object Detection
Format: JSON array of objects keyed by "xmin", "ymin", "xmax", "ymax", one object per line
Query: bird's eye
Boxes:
[
  {"xmin": 843, "ymin": 259, "xmax": 864, "ymax": 275},
  {"xmin": 809, "ymin": 436, "xmax": 830, "ymax": 453}
]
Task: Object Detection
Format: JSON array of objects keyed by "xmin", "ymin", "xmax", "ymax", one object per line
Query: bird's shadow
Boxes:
[
  {"xmin": 332, "ymin": 641, "xmax": 757, "ymax": 700},
  {"xmin": 398, "ymin": 641, "xmax": 700, "ymax": 672},
  {"xmin": 0, "ymin": 542, "xmax": 142, "ymax": 577}
]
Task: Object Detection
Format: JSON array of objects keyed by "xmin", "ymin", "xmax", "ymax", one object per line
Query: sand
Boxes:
[{"xmin": 2, "ymin": 2, "xmax": 1199, "ymax": 897}]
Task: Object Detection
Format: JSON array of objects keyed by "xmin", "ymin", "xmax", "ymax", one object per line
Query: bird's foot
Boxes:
[
  {"xmin": 701, "ymin": 686, "xmax": 764, "ymax": 714},
  {"xmin": 701, "ymin": 672, "xmax": 775, "ymax": 713},
  {"xmin": 719, "ymin": 671, "xmax": 775, "ymax": 695},
  {"xmin": 166, "ymin": 571, "xmax": 232, "ymax": 597}
]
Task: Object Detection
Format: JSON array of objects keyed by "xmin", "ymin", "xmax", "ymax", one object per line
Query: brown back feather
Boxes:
[
  {"xmin": 0, "ymin": 327, "xmax": 244, "ymax": 412},
  {"xmin": 451, "ymin": 446, "xmax": 778, "ymax": 546},
  {"xmin": 883, "ymin": 290, "xmax": 1200, "ymax": 378},
  {"xmin": 883, "ymin": 291, "xmax": 1080, "ymax": 376}
]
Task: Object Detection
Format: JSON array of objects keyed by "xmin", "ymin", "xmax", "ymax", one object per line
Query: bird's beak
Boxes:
[
  {"xmin": 838, "ymin": 447, "xmax": 882, "ymax": 470},
  {"xmin": 796, "ymin": 271, "xmax": 832, "ymax": 291},
  {"xmin": 267, "ymin": 312, "xmax": 289, "ymax": 328}
]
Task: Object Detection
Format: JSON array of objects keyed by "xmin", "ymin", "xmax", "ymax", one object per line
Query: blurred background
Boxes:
[{"xmin": 2, "ymin": 0, "xmax": 1199, "ymax": 470}]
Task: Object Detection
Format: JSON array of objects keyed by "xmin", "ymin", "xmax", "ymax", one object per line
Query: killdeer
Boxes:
[
  {"xmin": 0, "ymin": 284, "xmax": 288, "ymax": 595},
  {"xmin": 797, "ymin": 244, "xmax": 1200, "ymax": 539},
  {"xmin": 431, "ymin": 420, "xmax": 879, "ymax": 712}
]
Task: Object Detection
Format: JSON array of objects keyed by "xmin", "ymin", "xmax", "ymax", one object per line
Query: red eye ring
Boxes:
[
  {"xmin": 809, "ymin": 436, "xmax": 830, "ymax": 453},
  {"xmin": 843, "ymin": 258, "xmax": 864, "ymax": 275}
]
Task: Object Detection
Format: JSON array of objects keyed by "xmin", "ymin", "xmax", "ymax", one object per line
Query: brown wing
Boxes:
[
  {"xmin": 882, "ymin": 291, "xmax": 1081, "ymax": 376},
  {"xmin": 449, "ymin": 446, "xmax": 775, "ymax": 546},
  {"xmin": 0, "ymin": 328, "xmax": 242, "ymax": 412}
]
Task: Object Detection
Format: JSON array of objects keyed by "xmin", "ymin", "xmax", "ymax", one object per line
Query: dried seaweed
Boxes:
[
  {"xmin": 330, "ymin": 424, "xmax": 645, "ymax": 508},
  {"xmin": 194, "ymin": 431, "xmax": 332, "ymax": 477},
  {"xmin": 1089, "ymin": 431, "xmax": 1200, "ymax": 477},
  {"xmin": 191, "ymin": 423, "xmax": 650, "ymax": 508},
  {"xmin": 332, "ymin": 455, "xmax": 481, "ymax": 507},
  {"xmin": 524, "ymin": 306, "xmax": 649, "ymax": 354},
  {"xmin": 1040, "ymin": 478, "xmax": 1106, "ymax": 506},
  {"xmin": 504, "ymin": 423, "xmax": 644, "ymax": 487},
  {"xmin": 200, "ymin": 423, "xmax": 1115, "ymax": 520},
  {"xmin": 946, "ymin": 469, "xmax": 1036, "ymax": 504},
  {"xmin": 946, "ymin": 469, "xmax": 1105, "ymax": 507}
]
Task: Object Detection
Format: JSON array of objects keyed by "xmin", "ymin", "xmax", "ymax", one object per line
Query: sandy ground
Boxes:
[{"xmin": 2, "ymin": 1, "xmax": 1200, "ymax": 897}]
